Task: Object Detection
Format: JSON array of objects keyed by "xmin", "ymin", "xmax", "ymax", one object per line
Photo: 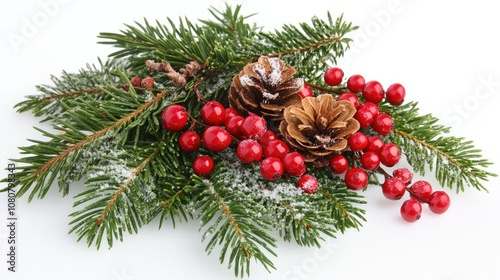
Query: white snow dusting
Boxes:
[
  {"xmin": 239, "ymin": 75, "xmax": 254, "ymax": 86},
  {"xmin": 267, "ymin": 57, "xmax": 282, "ymax": 87},
  {"xmin": 262, "ymin": 90, "xmax": 279, "ymax": 101},
  {"xmin": 252, "ymin": 58, "xmax": 283, "ymax": 87}
]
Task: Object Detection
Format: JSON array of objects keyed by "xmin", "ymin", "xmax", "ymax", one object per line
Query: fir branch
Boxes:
[
  {"xmin": 38, "ymin": 89, "xmax": 166, "ymax": 174},
  {"xmin": 95, "ymin": 146, "xmax": 160, "ymax": 227},
  {"xmin": 15, "ymin": 59, "xmax": 122, "ymax": 119},
  {"xmin": 273, "ymin": 199, "xmax": 334, "ymax": 247},
  {"xmin": 193, "ymin": 168, "xmax": 277, "ymax": 277},
  {"xmin": 253, "ymin": 12, "xmax": 357, "ymax": 83},
  {"xmin": 155, "ymin": 140, "xmax": 197, "ymax": 229},
  {"xmin": 8, "ymin": 88, "xmax": 169, "ymax": 201},
  {"xmin": 157, "ymin": 184, "xmax": 191, "ymax": 228},
  {"xmin": 98, "ymin": 5, "xmax": 264, "ymax": 71},
  {"xmin": 320, "ymin": 184, "xmax": 367, "ymax": 233},
  {"xmin": 382, "ymin": 101, "xmax": 497, "ymax": 192},
  {"xmin": 69, "ymin": 144, "xmax": 161, "ymax": 249},
  {"xmin": 275, "ymin": 168, "xmax": 366, "ymax": 238}
]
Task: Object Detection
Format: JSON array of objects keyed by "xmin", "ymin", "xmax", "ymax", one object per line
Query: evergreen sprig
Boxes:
[
  {"xmin": 1, "ymin": 4, "xmax": 496, "ymax": 278},
  {"xmin": 382, "ymin": 102, "xmax": 496, "ymax": 192}
]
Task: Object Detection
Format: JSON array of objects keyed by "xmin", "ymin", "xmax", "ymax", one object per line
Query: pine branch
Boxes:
[
  {"xmin": 69, "ymin": 143, "xmax": 161, "ymax": 249},
  {"xmin": 155, "ymin": 137, "xmax": 198, "ymax": 229},
  {"xmin": 382, "ymin": 101, "xmax": 497, "ymax": 192},
  {"xmin": 7, "ymin": 83, "xmax": 170, "ymax": 200},
  {"xmin": 253, "ymin": 12, "xmax": 357, "ymax": 83},
  {"xmin": 193, "ymin": 170, "xmax": 277, "ymax": 278},
  {"xmin": 15, "ymin": 59, "xmax": 122, "ymax": 120},
  {"xmin": 273, "ymin": 199, "xmax": 334, "ymax": 247},
  {"xmin": 98, "ymin": 5, "xmax": 260, "ymax": 72},
  {"xmin": 317, "ymin": 174, "xmax": 367, "ymax": 232}
]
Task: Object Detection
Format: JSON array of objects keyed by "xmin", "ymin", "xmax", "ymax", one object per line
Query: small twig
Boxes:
[
  {"xmin": 306, "ymin": 83, "xmax": 346, "ymax": 94},
  {"xmin": 191, "ymin": 77, "xmax": 208, "ymax": 102},
  {"xmin": 145, "ymin": 59, "xmax": 202, "ymax": 87}
]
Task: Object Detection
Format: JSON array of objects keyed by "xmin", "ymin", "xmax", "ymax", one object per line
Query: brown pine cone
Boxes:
[
  {"xmin": 279, "ymin": 94, "xmax": 360, "ymax": 167},
  {"xmin": 228, "ymin": 56, "xmax": 303, "ymax": 131}
]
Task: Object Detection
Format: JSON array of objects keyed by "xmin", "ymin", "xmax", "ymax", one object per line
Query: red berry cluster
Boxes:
[
  {"xmin": 386, "ymin": 168, "xmax": 451, "ymax": 222},
  {"xmin": 322, "ymin": 67, "xmax": 450, "ymax": 222},
  {"xmin": 123, "ymin": 75, "xmax": 155, "ymax": 92},
  {"xmin": 160, "ymin": 101, "xmax": 318, "ymax": 194}
]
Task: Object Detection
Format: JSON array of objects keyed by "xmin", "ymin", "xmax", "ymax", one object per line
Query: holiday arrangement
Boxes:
[{"xmin": 1, "ymin": 5, "xmax": 496, "ymax": 277}]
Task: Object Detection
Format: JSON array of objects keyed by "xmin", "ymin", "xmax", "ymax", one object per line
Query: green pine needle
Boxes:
[{"xmin": 382, "ymin": 101, "xmax": 496, "ymax": 192}]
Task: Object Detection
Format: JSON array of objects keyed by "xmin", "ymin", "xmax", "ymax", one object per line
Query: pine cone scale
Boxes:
[{"xmin": 288, "ymin": 106, "xmax": 315, "ymax": 126}]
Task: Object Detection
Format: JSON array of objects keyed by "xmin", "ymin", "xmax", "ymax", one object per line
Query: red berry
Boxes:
[
  {"xmin": 240, "ymin": 115, "xmax": 267, "ymax": 139},
  {"xmin": 360, "ymin": 151, "xmax": 380, "ymax": 171},
  {"xmin": 382, "ymin": 177, "xmax": 406, "ymax": 200},
  {"xmin": 337, "ymin": 92, "xmax": 360, "ymax": 109},
  {"xmin": 225, "ymin": 116, "xmax": 244, "ymax": 138},
  {"xmin": 258, "ymin": 130, "xmax": 278, "ymax": 146},
  {"xmin": 365, "ymin": 136, "xmax": 384, "ymax": 152},
  {"xmin": 225, "ymin": 107, "xmax": 239, "ymax": 119},
  {"xmin": 130, "ymin": 76, "xmax": 142, "ymax": 87},
  {"xmin": 141, "ymin": 76, "xmax": 155, "ymax": 88},
  {"xmin": 409, "ymin": 180, "xmax": 433, "ymax": 202},
  {"xmin": 201, "ymin": 101, "xmax": 226, "ymax": 126},
  {"xmin": 362, "ymin": 81, "xmax": 384, "ymax": 104},
  {"xmin": 385, "ymin": 83, "xmax": 406, "ymax": 106},
  {"xmin": 300, "ymin": 84, "xmax": 313, "ymax": 98},
  {"xmin": 354, "ymin": 109, "xmax": 374, "ymax": 128},
  {"xmin": 202, "ymin": 126, "xmax": 232, "ymax": 152},
  {"xmin": 178, "ymin": 131, "xmax": 201, "ymax": 152},
  {"xmin": 428, "ymin": 191, "xmax": 450, "ymax": 214},
  {"xmin": 236, "ymin": 139, "xmax": 263, "ymax": 164},
  {"xmin": 400, "ymin": 199, "xmax": 422, "ymax": 222},
  {"xmin": 358, "ymin": 102, "xmax": 380, "ymax": 116},
  {"xmin": 393, "ymin": 168, "xmax": 413, "ymax": 186},
  {"xmin": 379, "ymin": 143, "xmax": 401, "ymax": 167},
  {"xmin": 193, "ymin": 155, "xmax": 214, "ymax": 177},
  {"xmin": 344, "ymin": 168, "xmax": 368, "ymax": 191},
  {"xmin": 260, "ymin": 157, "xmax": 284, "ymax": 181},
  {"xmin": 161, "ymin": 105, "xmax": 188, "ymax": 132},
  {"xmin": 372, "ymin": 113, "xmax": 393, "ymax": 135},
  {"xmin": 297, "ymin": 174, "xmax": 319, "ymax": 194},
  {"xmin": 263, "ymin": 139, "xmax": 290, "ymax": 159},
  {"xmin": 324, "ymin": 67, "xmax": 344, "ymax": 86},
  {"xmin": 346, "ymin": 74, "xmax": 365, "ymax": 93},
  {"xmin": 283, "ymin": 152, "xmax": 306, "ymax": 177},
  {"xmin": 329, "ymin": 154, "xmax": 349, "ymax": 174},
  {"xmin": 348, "ymin": 132, "xmax": 368, "ymax": 151}
]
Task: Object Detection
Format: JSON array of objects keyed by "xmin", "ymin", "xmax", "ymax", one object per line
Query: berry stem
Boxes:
[
  {"xmin": 405, "ymin": 187, "xmax": 427, "ymax": 204},
  {"xmin": 306, "ymin": 82, "xmax": 346, "ymax": 94},
  {"xmin": 376, "ymin": 166, "xmax": 391, "ymax": 180},
  {"xmin": 190, "ymin": 77, "xmax": 209, "ymax": 103},
  {"xmin": 376, "ymin": 166, "xmax": 428, "ymax": 203}
]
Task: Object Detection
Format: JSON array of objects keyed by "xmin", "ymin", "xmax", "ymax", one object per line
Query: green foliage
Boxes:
[
  {"xmin": 69, "ymin": 142, "xmax": 161, "ymax": 249},
  {"xmin": 253, "ymin": 12, "xmax": 357, "ymax": 84},
  {"xmin": 382, "ymin": 101, "xmax": 496, "ymax": 192},
  {"xmin": 99, "ymin": 5, "xmax": 261, "ymax": 71},
  {"xmin": 1, "ymin": 4, "xmax": 496, "ymax": 278}
]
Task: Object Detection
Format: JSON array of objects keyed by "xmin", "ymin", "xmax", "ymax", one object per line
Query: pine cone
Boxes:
[
  {"xmin": 228, "ymin": 56, "xmax": 303, "ymax": 131},
  {"xmin": 279, "ymin": 94, "xmax": 360, "ymax": 166}
]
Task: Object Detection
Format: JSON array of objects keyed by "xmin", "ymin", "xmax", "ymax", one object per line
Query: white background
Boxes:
[{"xmin": 1, "ymin": 0, "xmax": 499, "ymax": 279}]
